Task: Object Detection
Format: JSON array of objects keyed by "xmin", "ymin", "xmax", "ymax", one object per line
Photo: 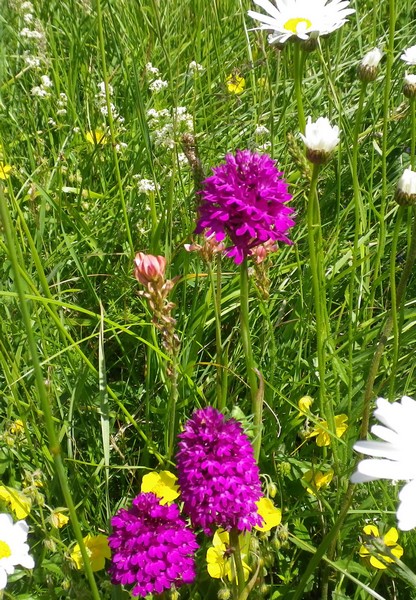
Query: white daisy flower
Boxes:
[
  {"xmin": 0, "ymin": 514, "xmax": 34, "ymax": 590},
  {"xmin": 299, "ymin": 116, "xmax": 340, "ymax": 164},
  {"xmin": 396, "ymin": 168, "xmax": 416, "ymax": 206},
  {"xmin": 248, "ymin": 0, "xmax": 355, "ymax": 45},
  {"xmin": 400, "ymin": 44, "xmax": 416, "ymax": 65},
  {"xmin": 403, "ymin": 73, "xmax": 416, "ymax": 99},
  {"xmin": 358, "ymin": 48, "xmax": 383, "ymax": 82},
  {"xmin": 351, "ymin": 396, "xmax": 416, "ymax": 531}
]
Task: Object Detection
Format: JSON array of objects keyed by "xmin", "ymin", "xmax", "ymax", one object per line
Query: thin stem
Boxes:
[
  {"xmin": 361, "ymin": 206, "xmax": 416, "ymax": 438},
  {"xmin": 240, "ymin": 261, "xmax": 260, "ymax": 459},
  {"xmin": 370, "ymin": 0, "xmax": 396, "ymax": 304},
  {"xmin": 388, "ymin": 207, "xmax": 404, "ymax": 398},
  {"xmin": 293, "ymin": 43, "xmax": 306, "ymax": 133},
  {"xmin": 0, "ymin": 187, "xmax": 101, "ymax": 600},
  {"xmin": 229, "ymin": 529, "xmax": 246, "ymax": 598},
  {"xmin": 167, "ymin": 352, "xmax": 179, "ymax": 460},
  {"xmin": 208, "ymin": 260, "xmax": 225, "ymax": 410},
  {"xmin": 96, "ymin": 0, "xmax": 134, "ymax": 256},
  {"xmin": 411, "ymin": 98, "xmax": 415, "ymax": 169},
  {"xmin": 347, "ymin": 82, "xmax": 368, "ymax": 413}
]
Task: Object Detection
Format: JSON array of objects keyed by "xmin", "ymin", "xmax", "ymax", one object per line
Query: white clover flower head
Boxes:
[
  {"xmin": 396, "ymin": 168, "xmax": 416, "ymax": 206},
  {"xmin": 149, "ymin": 79, "xmax": 168, "ymax": 93},
  {"xmin": 351, "ymin": 396, "xmax": 416, "ymax": 530},
  {"xmin": 0, "ymin": 513, "xmax": 34, "ymax": 590},
  {"xmin": 299, "ymin": 116, "xmax": 340, "ymax": 164},
  {"xmin": 401, "ymin": 44, "xmax": 416, "ymax": 65},
  {"xmin": 248, "ymin": 0, "xmax": 355, "ymax": 45}
]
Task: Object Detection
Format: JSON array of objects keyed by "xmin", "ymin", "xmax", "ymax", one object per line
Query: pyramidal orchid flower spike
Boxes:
[
  {"xmin": 108, "ymin": 492, "xmax": 198, "ymax": 597},
  {"xmin": 195, "ymin": 150, "xmax": 295, "ymax": 264},
  {"xmin": 248, "ymin": 0, "xmax": 355, "ymax": 46},
  {"xmin": 176, "ymin": 407, "xmax": 263, "ymax": 534},
  {"xmin": 351, "ymin": 396, "xmax": 416, "ymax": 531}
]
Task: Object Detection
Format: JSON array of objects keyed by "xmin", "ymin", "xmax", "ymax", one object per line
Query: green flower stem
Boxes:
[
  {"xmin": 229, "ymin": 529, "xmax": 246, "ymax": 598},
  {"xmin": 388, "ymin": 207, "xmax": 404, "ymax": 398},
  {"xmin": 347, "ymin": 82, "xmax": 368, "ymax": 412},
  {"xmin": 240, "ymin": 261, "xmax": 261, "ymax": 460},
  {"xmin": 96, "ymin": 0, "xmax": 134, "ymax": 257},
  {"xmin": 361, "ymin": 206, "xmax": 416, "ymax": 439},
  {"xmin": 0, "ymin": 188, "xmax": 101, "ymax": 600},
  {"xmin": 167, "ymin": 352, "xmax": 179, "ymax": 461},
  {"xmin": 293, "ymin": 43, "xmax": 306, "ymax": 133},
  {"xmin": 307, "ymin": 164, "xmax": 339, "ymax": 466},
  {"xmin": 208, "ymin": 259, "xmax": 226, "ymax": 410},
  {"xmin": 411, "ymin": 98, "xmax": 415, "ymax": 169},
  {"xmin": 370, "ymin": 0, "xmax": 396, "ymax": 307}
]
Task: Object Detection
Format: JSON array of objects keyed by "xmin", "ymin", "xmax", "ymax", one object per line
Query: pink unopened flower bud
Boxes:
[{"xmin": 134, "ymin": 252, "xmax": 166, "ymax": 285}]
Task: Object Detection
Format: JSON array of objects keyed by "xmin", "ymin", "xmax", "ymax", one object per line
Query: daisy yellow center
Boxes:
[
  {"xmin": 284, "ymin": 17, "xmax": 312, "ymax": 34},
  {"xmin": 0, "ymin": 540, "xmax": 11, "ymax": 560}
]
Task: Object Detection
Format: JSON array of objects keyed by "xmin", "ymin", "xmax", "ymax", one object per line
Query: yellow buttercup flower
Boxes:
[
  {"xmin": 0, "ymin": 486, "xmax": 31, "ymax": 519},
  {"xmin": 298, "ymin": 396, "xmax": 313, "ymax": 414},
  {"xmin": 141, "ymin": 471, "xmax": 180, "ymax": 504},
  {"xmin": 303, "ymin": 469, "xmax": 334, "ymax": 495},
  {"xmin": 226, "ymin": 74, "xmax": 245, "ymax": 95},
  {"xmin": 50, "ymin": 509, "xmax": 69, "ymax": 529},
  {"xmin": 255, "ymin": 497, "xmax": 281, "ymax": 532},
  {"xmin": 0, "ymin": 163, "xmax": 12, "ymax": 179},
  {"xmin": 70, "ymin": 534, "xmax": 110, "ymax": 572},
  {"xmin": 85, "ymin": 129, "xmax": 107, "ymax": 145},
  {"xmin": 307, "ymin": 414, "xmax": 348, "ymax": 446},
  {"xmin": 359, "ymin": 525, "xmax": 403, "ymax": 570},
  {"xmin": 206, "ymin": 529, "xmax": 250, "ymax": 583}
]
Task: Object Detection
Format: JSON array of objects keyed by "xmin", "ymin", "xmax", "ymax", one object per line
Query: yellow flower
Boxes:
[
  {"xmin": 226, "ymin": 74, "xmax": 245, "ymax": 95},
  {"xmin": 303, "ymin": 469, "xmax": 334, "ymax": 495},
  {"xmin": 85, "ymin": 129, "xmax": 107, "ymax": 145},
  {"xmin": 141, "ymin": 471, "xmax": 180, "ymax": 504},
  {"xmin": 0, "ymin": 164, "xmax": 12, "ymax": 179},
  {"xmin": 298, "ymin": 396, "xmax": 313, "ymax": 414},
  {"xmin": 206, "ymin": 529, "xmax": 250, "ymax": 583},
  {"xmin": 50, "ymin": 509, "xmax": 69, "ymax": 529},
  {"xmin": 9, "ymin": 419, "xmax": 24, "ymax": 435},
  {"xmin": 0, "ymin": 486, "xmax": 31, "ymax": 519},
  {"xmin": 255, "ymin": 497, "xmax": 282, "ymax": 532},
  {"xmin": 359, "ymin": 525, "xmax": 403, "ymax": 570},
  {"xmin": 70, "ymin": 534, "xmax": 110, "ymax": 572},
  {"xmin": 307, "ymin": 414, "xmax": 348, "ymax": 446}
]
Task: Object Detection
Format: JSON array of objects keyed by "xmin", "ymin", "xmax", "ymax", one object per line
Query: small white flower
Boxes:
[
  {"xmin": 31, "ymin": 85, "xmax": 48, "ymax": 97},
  {"xmin": 23, "ymin": 12, "xmax": 34, "ymax": 23},
  {"xmin": 136, "ymin": 178, "xmax": 159, "ymax": 194},
  {"xmin": 146, "ymin": 62, "xmax": 160, "ymax": 76},
  {"xmin": 299, "ymin": 116, "xmax": 340, "ymax": 163},
  {"xmin": 248, "ymin": 0, "xmax": 355, "ymax": 45},
  {"xmin": 352, "ymin": 396, "xmax": 416, "ymax": 530},
  {"xmin": 404, "ymin": 73, "xmax": 416, "ymax": 86},
  {"xmin": 97, "ymin": 81, "xmax": 113, "ymax": 97},
  {"xmin": 19, "ymin": 27, "xmax": 43, "ymax": 40},
  {"xmin": 0, "ymin": 513, "xmax": 34, "ymax": 590},
  {"xmin": 401, "ymin": 44, "xmax": 416, "ymax": 65},
  {"xmin": 56, "ymin": 109, "xmax": 67, "ymax": 116},
  {"xmin": 23, "ymin": 55, "xmax": 40, "ymax": 68},
  {"xmin": 149, "ymin": 78, "xmax": 168, "ymax": 93},
  {"xmin": 189, "ymin": 60, "xmax": 204, "ymax": 73},
  {"xmin": 20, "ymin": 1, "xmax": 34, "ymax": 11},
  {"xmin": 255, "ymin": 124, "xmax": 270, "ymax": 136},
  {"xmin": 396, "ymin": 168, "xmax": 416, "ymax": 205},
  {"xmin": 360, "ymin": 47, "xmax": 383, "ymax": 69},
  {"xmin": 40, "ymin": 75, "xmax": 52, "ymax": 88}
]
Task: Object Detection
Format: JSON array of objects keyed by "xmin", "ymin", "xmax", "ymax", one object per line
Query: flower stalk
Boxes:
[{"xmin": 229, "ymin": 529, "xmax": 246, "ymax": 598}]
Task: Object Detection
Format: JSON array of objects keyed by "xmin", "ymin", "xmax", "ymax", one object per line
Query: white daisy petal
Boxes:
[
  {"xmin": 397, "ymin": 480, "xmax": 416, "ymax": 530},
  {"xmin": 0, "ymin": 514, "xmax": 34, "ymax": 591},
  {"xmin": 352, "ymin": 395, "xmax": 416, "ymax": 530}
]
